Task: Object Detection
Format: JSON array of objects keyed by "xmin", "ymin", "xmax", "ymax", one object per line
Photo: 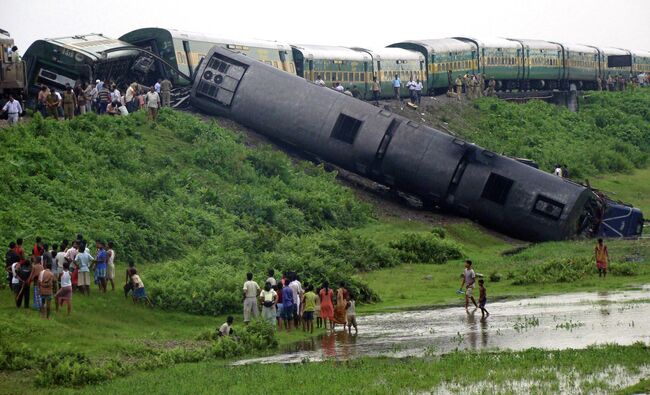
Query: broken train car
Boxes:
[{"xmin": 190, "ymin": 46, "xmax": 642, "ymax": 242}]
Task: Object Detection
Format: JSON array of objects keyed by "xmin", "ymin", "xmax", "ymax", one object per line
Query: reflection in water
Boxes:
[
  {"xmin": 480, "ymin": 318, "xmax": 489, "ymax": 347},
  {"xmin": 466, "ymin": 309, "xmax": 478, "ymax": 349},
  {"xmin": 235, "ymin": 287, "xmax": 650, "ymax": 365}
]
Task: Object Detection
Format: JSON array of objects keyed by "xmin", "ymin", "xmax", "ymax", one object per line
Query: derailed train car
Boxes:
[{"xmin": 189, "ymin": 46, "xmax": 617, "ymax": 242}]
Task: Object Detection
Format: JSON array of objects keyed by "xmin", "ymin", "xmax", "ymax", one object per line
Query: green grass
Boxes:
[
  {"xmin": 591, "ymin": 167, "xmax": 650, "ymax": 213},
  {"xmin": 356, "ymin": 220, "xmax": 650, "ymax": 313},
  {"xmin": 48, "ymin": 344, "xmax": 650, "ymax": 395}
]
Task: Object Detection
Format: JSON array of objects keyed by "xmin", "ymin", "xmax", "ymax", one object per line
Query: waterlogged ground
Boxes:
[{"xmin": 236, "ymin": 285, "xmax": 650, "ymax": 364}]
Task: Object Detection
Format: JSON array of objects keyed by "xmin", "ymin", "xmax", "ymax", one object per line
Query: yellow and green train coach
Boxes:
[
  {"xmin": 632, "ymin": 50, "xmax": 650, "ymax": 74},
  {"xmin": 388, "ymin": 38, "xmax": 478, "ymax": 94},
  {"xmin": 119, "ymin": 28, "xmax": 295, "ymax": 86},
  {"xmin": 23, "ymin": 33, "xmax": 141, "ymax": 97},
  {"xmin": 455, "ymin": 37, "xmax": 522, "ymax": 89},
  {"xmin": 291, "ymin": 44, "xmax": 370, "ymax": 92},
  {"xmin": 354, "ymin": 47, "xmax": 425, "ymax": 99}
]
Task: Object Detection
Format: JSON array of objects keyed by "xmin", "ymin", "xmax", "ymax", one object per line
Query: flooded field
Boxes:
[{"xmin": 236, "ymin": 286, "xmax": 650, "ymax": 365}]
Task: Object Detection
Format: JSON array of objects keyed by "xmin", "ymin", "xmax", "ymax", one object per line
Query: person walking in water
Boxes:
[
  {"xmin": 459, "ymin": 260, "xmax": 478, "ymax": 310},
  {"xmin": 595, "ymin": 238, "xmax": 609, "ymax": 278}
]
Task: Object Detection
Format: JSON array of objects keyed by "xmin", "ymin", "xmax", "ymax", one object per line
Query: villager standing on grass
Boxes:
[
  {"xmin": 28, "ymin": 256, "xmax": 44, "ymax": 311},
  {"xmin": 259, "ymin": 281, "xmax": 277, "ymax": 325},
  {"xmin": 94, "ymin": 240, "xmax": 108, "ymax": 293},
  {"xmin": 281, "ymin": 281, "xmax": 294, "ymax": 331},
  {"xmin": 146, "ymin": 86, "xmax": 161, "ymax": 122},
  {"xmin": 160, "ymin": 78, "xmax": 172, "ymax": 107},
  {"xmin": 55, "ymin": 262, "xmax": 73, "ymax": 315},
  {"xmin": 242, "ymin": 272, "xmax": 260, "ymax": 324},
  {"xmin": 39, "ymin": 261, "xmax": 55, "ymax": 319},
  {"xmin": 460, "ymin": 260, "xmax": 478, "ymax": 310},
  {"xmin": 74, "ymin": 243, "xmax": 93, "ymax": 295},
  {"xmin": 107, "ymin": 242, "xmax": 116, "ymax": 291},
  {"xmin": 333, "ymin": 282, "xmax": 349, "ymax": 329},
  {"xmin": 595, "ymin": 238, "xmax": 609, "ymax": 278}
]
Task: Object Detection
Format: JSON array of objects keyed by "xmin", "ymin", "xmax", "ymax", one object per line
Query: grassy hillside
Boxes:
[{"xmin": 437, "ymin": 89, "xmax": 650, "ymax": 179}]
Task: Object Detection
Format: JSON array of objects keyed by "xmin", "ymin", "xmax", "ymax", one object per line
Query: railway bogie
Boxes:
[{"xmin": 190, "ymin": 46, "xmax": 610, "ymax": 242}]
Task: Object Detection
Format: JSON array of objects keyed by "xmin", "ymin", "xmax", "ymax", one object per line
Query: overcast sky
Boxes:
[{"xmin": 2, "ymin": 0, "xmax": 649, "ymax": 53}]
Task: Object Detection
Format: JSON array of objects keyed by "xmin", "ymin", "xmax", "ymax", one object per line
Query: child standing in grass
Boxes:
[
  {"xmin": 130, "ymin": 268, "xmax": 146, "ymax": 302},
  {"xmin": 55, "ymin": 262, "xmax": 73, "ymax": 315},
  {"xmin": 478, "ymin": 279, "xmax": 489, "ymax": 318},
  {"xmin": 124, "ymin": 262, "xmax": 136, "ymax": 298},
  {"xmin": 302, "ymin": 285, "xmax": 317, "ymax": 334},
  {"xmin": 346, "ymin": 293, "xmax": 358, "ymax": 334}
]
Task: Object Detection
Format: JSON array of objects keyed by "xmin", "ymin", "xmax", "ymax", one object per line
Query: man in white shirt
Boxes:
[
  {"xmin": 145, "ymin": 86, "xmax": 161, "ymax": 122},
  {"xmin": 415, "ymin": 79, "xmax": 423, "ymax": 105},
  {"xmin": 74, "ymin": 244, "xmax": 94, "ymax": 295},
  {"xmin": 265, "ymin": 269, "xmax": 277, "ymax": 287},
  {"xmin": 334, "ymin": 83, "xmax": 345, "ymax": 93},
  {"xmin": 2, "ymin": 95, "xmax": 22, "ymax": 125},
  {"xmin": 111, "ymin": 86, "xmax": 121, "ymax": 103},
  {"xmin": 314, "ymin": 75, "xmax": 325, "ymax": 87},
  {"xmin": 242, "ymin": 272, "xmax": 260, "ymax": 324},
  {"xmin": 407, "ymin": 78, "xmax": 416, "ymax": 103},
  {"xmin": 154, "ymin": 79, "xmax": 161, "ymax": 93},
  {"xmin": 288, "ymin": 275, "xmax": 303, "ymax": 324},
  {"xmin": 553, "ymin": 164, "xmax": 563, "ymax": 177}
]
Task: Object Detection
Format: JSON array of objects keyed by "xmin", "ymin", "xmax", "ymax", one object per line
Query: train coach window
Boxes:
[
  {"xmin": 481, "ymin": 173, "xmax": 514, "ymax": 205},
  {"xmin": 532, "ymin": 195, "xmax": 565, "ymax": 220},
  {"xmin": 331, "ymin": 114, "xmax": 363, "ymax": 144}
]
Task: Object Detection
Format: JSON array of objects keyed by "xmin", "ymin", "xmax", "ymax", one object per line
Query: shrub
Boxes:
[
  {"xmin": 430, "ymin": 227, "xmax": 446, "ymax": 239},
  {"xmin": 609, "ymin": 262, "xmax": 637, "ymax": 276},
  {"xmin": 512, "ymin": 257, "xmax": 593, "ymax": 285},
  {"xmin": 389, "ymin": 233, "xmax": 463, "ymax": 264},
  {"xmin": 489, "ymin": 272, "xmax": 502, "ymax": 282}
]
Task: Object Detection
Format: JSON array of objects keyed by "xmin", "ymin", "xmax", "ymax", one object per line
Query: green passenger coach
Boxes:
[
  {"xmin": 388, "ymin": 38, "xmax": 477, "ymax": 94},
  {"xmin": 354, "ymin": 47, "xmax": 425, "ymax": 98},
  {"xmin": 23, "ymin": 33, "xmax": 140, "ymax": 96},
  {"xmin": 120, "ymin": 28, "xmax": 295, "ymax": 86},
  {"xmin": 455, "ymin": 37, "xmax": 522, "ymax": 89},
  {"xmin": 291, "ymin": 44, "xmax": 370, "ymax": 93}
]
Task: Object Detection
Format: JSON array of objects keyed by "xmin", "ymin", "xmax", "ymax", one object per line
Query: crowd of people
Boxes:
[
  {"xmin": 4, "ymin": 235, "xmax": 148, "ymax": 319},
  {"xmin": 31, "ymin": 77, "xmax": 172, "ymax": 123},
  {"xmin": 232, "ymin": 270, "xmax": 358, "ymax": 336}
]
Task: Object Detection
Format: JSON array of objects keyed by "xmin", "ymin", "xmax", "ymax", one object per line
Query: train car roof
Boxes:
[
  {"xmin": 351, "ymin": 47, "xmax": 423, "ymax": 61},
  {"xmin": 291, "ymin": 44, "xmax": 371, "ymax": 61},
  {"xmin": 631, "ymin": 49, "xmax": 650, "ymax": 58},
  {"xmin": 454, "ymin": 37, "xmax": 521, "ymax": 50},
  {"xmin": 390, "ymin": 38, "xmax": 474, "ymax": 54},
  {"xmin": 557, "ymin": 43, "xmax": 599, "ymax": 54},
  {"xmin": 599, "ymin": 47, "xmax": 631, "ymax": 56},
  {"xmin": 507, "ymin": 38, "xmax": 561, "ymax": 51},
  {"xmin": 28, "ymin": 33, "xmax": 138, "ymax": 61},
  {"xmin": 121, "ymin": 27, "xmax": 292, "ymax": 51}
]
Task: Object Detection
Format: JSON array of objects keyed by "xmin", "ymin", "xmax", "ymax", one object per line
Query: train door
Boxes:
[
  {"xmin": 294, "ymin": 55, "xmax": 304, "ymax": 78},
  {"xmin": 182, "ymin": 41, "xmax": 194, "ymax": 79},
  {"xmin": 471, "ymin": 49, "xmax": 477, "ymax": 74},
  {"xmin": 363, "ymin": 61, "xmax": 369, "ymax": 99}
]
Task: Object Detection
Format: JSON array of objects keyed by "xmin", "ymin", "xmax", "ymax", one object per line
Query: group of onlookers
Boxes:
[
  {"xmin": 235, "ymin": 270, "xmax": 358, "ymax": 335},
  {"xmin": 33, "ymin": 78, "xmax": 172, "ymax": 122},
  {"xmin": 4, "ymin": 235, "xmax": 148, "ymax": 319}
]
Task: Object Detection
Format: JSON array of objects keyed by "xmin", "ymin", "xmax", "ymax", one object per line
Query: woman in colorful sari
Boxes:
[
  {"xmin": 332, "ymin": 282, "xmax": 349, "ymax": 329},
  {"xmin": 319, "ymin": 281, "xmax": 334, "ymax": 330}
]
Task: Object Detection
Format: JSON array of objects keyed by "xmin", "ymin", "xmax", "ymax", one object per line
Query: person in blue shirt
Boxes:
[
  {"xmin": 281, "ymin": 283, "xmax": 294, "ymax": 332},
  {"xmin": 392, "ymin": 74, "xmax": 401, "ymax": 100},
  {"xmin": 93, "ymin": 240, "xmax": 108, "ymax": 293}
]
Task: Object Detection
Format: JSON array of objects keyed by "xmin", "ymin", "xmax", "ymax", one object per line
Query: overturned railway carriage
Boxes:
[
  {"xmin": 119, "ymin": 28, "xmax": 295, "ymax": 86},
  {"xmin": 0, "ymin": 29, "xmax": 27, "ymax": 104},
  {"xmin": 23, "ymin": 34, "xmax": 142, "ymax": 97},
  {"xmin": 190, "ymin": 47, "xmax": 606, "ymax": 242}
]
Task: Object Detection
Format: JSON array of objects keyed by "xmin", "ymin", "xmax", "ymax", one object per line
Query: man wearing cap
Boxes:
[{"xmin": 2, "ymin": 95, "xmax": 22, "ymax": 125}]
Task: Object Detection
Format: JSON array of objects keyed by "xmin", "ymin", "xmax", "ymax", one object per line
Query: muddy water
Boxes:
[{"xmin": 235, "ymin": 286, "xmax": 650, "ymax": 365}]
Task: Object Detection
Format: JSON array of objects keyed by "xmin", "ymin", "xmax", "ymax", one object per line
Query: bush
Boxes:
[
  {"xmin": 512, "ymin": 257, "xmax": 593, "ymax": 285},
  {"xmin": 465, "ymin": 91, "xmax": 650, "ymax": 178},
  {"xmin": 489, "ymin": 272, "xmax": 502, "ymax": 282},
  {"xmin": 609, "ymin": 262, "xmax": 638, "ymax": 276},
  {"xmin": 430, "ymin": 227, "xmax": 446, "ymax": 239},
  {"xmin": 389, "ymin": 233, "xmax": 463, "ymax": 264}
]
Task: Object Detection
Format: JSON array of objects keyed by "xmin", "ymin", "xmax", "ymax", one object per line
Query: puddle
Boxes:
[{"xmin": 235, "ymin": 286, "xmax": 650, "ymax": 365}]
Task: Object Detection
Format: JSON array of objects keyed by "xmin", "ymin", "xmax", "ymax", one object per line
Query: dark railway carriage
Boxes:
[{"xmin": 190, "ymin": 46, "xmax": 605, "ymax": 242}]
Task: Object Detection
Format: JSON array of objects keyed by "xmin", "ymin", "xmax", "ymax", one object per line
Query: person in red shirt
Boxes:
[
  {"xmin": 13, "ymin": 238, "xmax": 25, "ymax": 264},
  {"xmin": 33, "ymin": 237, "xmax": 44, "ymax": 257}
]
